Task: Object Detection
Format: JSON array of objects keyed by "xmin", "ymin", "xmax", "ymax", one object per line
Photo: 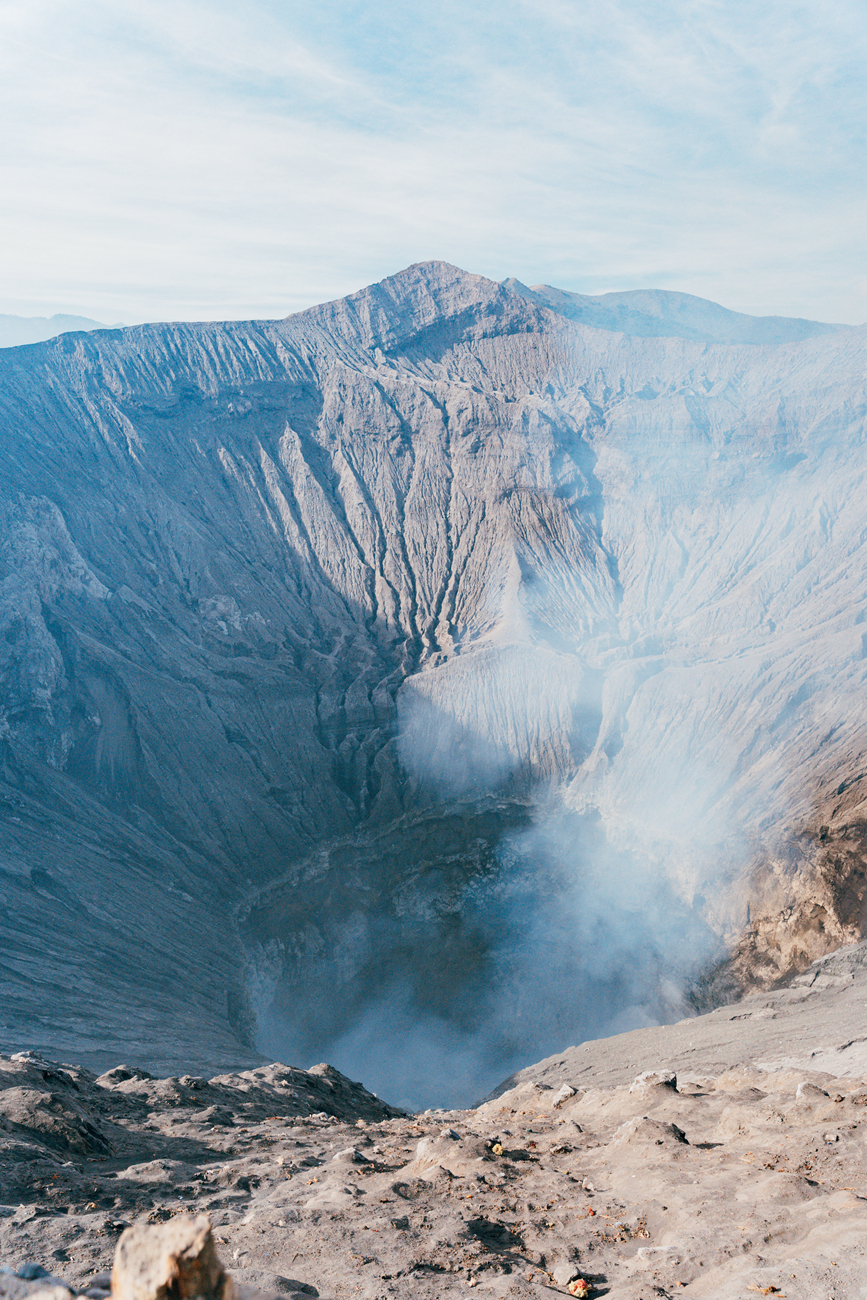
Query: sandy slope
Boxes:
[{"xmin": 495, "ymin": 937, "xmax": 867, "ymax": 1094}]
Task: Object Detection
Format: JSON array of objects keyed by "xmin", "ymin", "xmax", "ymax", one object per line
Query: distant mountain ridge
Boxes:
[
  {"xmin": 1, "ymin": 284, "xmax": 846, "ymax": 351},
  {"xmin": 503, "ymin": 280, "xmax": 847, "ymax": 344},
  {"xmin": 0, "ymin": 313, "xmax": 111, "ymax": 348}
]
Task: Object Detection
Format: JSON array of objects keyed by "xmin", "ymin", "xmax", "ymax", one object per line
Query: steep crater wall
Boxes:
[{"xmin": 1, "ymin": 262, "xmax": 866, "ymax": 1103}]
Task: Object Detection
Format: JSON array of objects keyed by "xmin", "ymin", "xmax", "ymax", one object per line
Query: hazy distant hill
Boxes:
[
  {"xmin": 0, "ymin": 313, "xmax": 110, "ymax": 348},
  {"xmin": 505, "ymin": 280, "xmax": 846, "ymax": 343}
]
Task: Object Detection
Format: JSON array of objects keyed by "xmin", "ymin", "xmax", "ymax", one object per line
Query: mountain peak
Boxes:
[{"xmin": 296, "ymin": 260, "xmax": 514, "ymax": 351}]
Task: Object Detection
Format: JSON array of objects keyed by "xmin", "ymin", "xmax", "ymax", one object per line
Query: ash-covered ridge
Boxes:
[{"xmin": 1, "ymin": 261, "xmax": 866, "ymax": 1106}]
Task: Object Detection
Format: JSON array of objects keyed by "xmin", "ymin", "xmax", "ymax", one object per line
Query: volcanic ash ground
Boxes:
[{"xmin": 5, "ymin": 942, "xmax": 867, "ymax": 1300}]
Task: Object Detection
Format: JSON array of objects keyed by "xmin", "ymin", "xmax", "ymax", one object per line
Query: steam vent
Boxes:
[{"xmin": 2, "ymin": 261, "xmax": 867, "ymax": 1110}]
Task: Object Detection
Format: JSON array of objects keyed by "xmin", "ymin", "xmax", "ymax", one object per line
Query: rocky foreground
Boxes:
[{"xmin": 4, "ymin": 943, "xmax": 867, "ymax": 1300}]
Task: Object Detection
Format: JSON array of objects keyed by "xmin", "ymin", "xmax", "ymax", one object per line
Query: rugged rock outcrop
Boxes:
[{"xmin": 1, "ymin": 261, "xmax": 866, "ymax": 1104}]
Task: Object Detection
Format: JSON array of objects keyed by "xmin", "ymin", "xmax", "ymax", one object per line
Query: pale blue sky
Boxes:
[{"xmin": 1, "ymin": 0, "xmax": 865, "ymax": 323}]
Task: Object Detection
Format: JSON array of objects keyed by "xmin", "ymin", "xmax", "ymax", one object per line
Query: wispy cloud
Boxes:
[{"xmin": 0, "ymin": 0, "xmax": 864, "ymax": 322}]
